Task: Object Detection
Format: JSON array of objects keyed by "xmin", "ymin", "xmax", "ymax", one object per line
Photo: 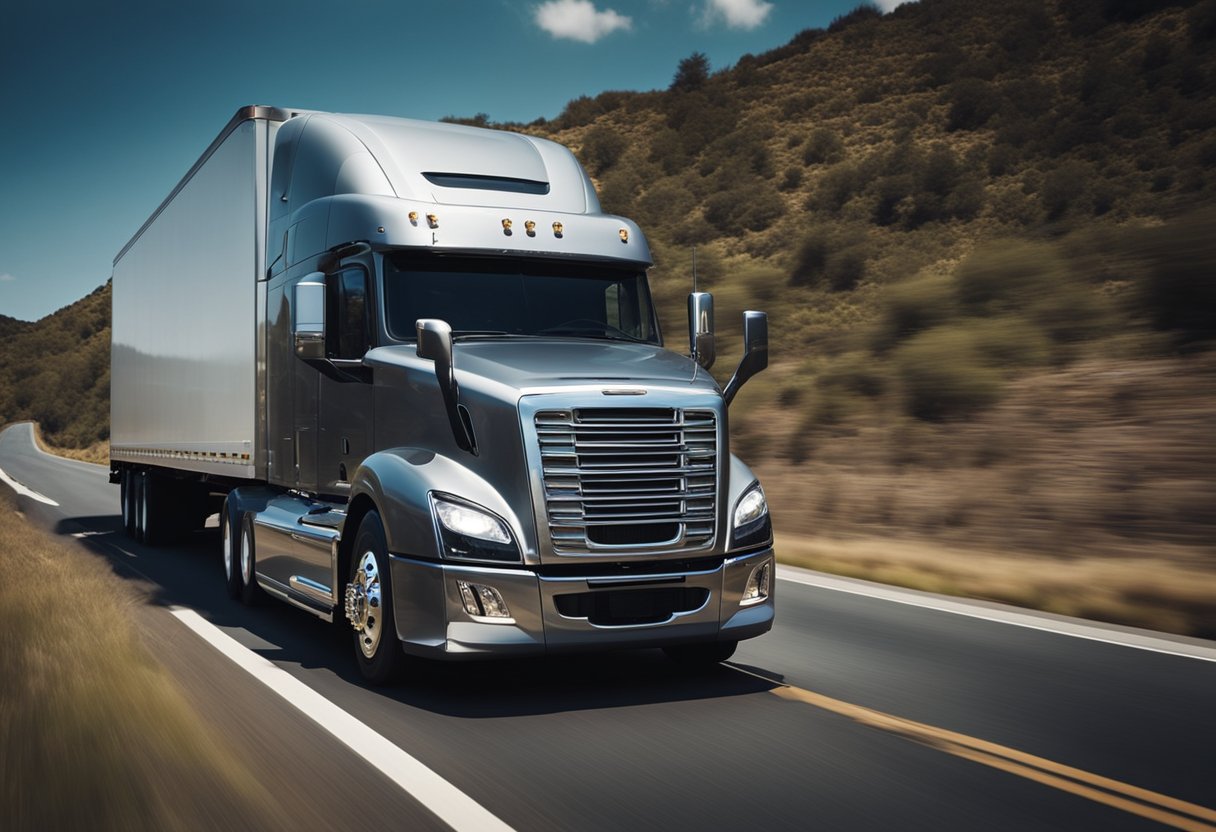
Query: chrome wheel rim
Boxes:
[
  {"xmin": 222, "ymin": 515, "xmax": 233, "ymax": 580},
  {"xmin": 241, "ymin": 526, "xmax": 253, "ymax": 584},
  {"xmin": 345, "ymin": 550, "xmax": 383, "ymax": 659}
]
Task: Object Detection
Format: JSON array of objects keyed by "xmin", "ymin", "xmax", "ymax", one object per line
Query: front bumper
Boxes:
[{"xmin": 388, "ymin": 547, "xmax": 775, "ymax": 659}]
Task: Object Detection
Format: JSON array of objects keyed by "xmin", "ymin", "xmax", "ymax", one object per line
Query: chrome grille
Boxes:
[{"xmin": 536, "ymin": 408, "xmax": 717, "ymax": 553}]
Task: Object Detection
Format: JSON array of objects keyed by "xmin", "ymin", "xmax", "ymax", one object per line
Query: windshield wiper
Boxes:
[
  {"xmin": 451, "ymin": 330, "xmax": 514, "ymax": 339},
  {"xmin": 536, "ymin": 326, "xmax": 646, "ymax": 343}
]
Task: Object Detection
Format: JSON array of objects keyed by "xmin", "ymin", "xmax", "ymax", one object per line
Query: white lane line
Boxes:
[
  {"xmin": 778, "ymin": 565, "xmax": 1216, "ymax": 664},
  {"xmin": 169, "ymin": 608, "xmax": 514, "ymax": 832},
  {"xmin": 0, "ymin": 464, "xmax": 60, "ymax": 506}
]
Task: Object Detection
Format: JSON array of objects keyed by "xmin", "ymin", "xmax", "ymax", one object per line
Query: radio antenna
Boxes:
[{"xmin": 690, "ymin": 246, "xmax": 700, "ymax": 385}]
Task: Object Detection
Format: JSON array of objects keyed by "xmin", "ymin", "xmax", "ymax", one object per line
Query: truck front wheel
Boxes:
[{"xmin": 345, "ymin": 511, "xmax": 404, "ymax": 685}]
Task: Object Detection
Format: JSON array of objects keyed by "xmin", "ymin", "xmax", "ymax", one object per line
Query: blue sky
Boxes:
[{"xmin": 0, "ymin": 0, "xmax": 897, "ymax": 321}]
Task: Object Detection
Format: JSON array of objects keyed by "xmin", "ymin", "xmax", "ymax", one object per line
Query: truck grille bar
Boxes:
[{"xmin": 535, "ymin": 408, "xmax": 717, "ymax": 553}]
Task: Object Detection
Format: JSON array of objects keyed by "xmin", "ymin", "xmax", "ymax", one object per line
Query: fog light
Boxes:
[
  {"xmin": 741, "ymin": 561, "xmax": 771, "ymax": 606},
  {"xmin": 456, "ymin": 580, "xmax": 512, "ymax": 620}
]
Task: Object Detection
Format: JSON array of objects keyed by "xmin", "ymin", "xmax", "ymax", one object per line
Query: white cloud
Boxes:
[
  {"xmin": 873, "ymin": 0, "xmax": 909, "ymax": 11},
  {"xmin": 535, "ymin": 0, "xmax": 632, "ymax": 43},
  {"xmin": 0, "ymin": 273, "xmax": 15, "ymax": 282},
  {"xmin": 700, "ymin": 0, "xmax": 773, "ymax": 30}
]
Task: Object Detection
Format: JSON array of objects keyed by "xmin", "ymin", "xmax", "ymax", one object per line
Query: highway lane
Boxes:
[{"xmin": 3, "ymin": 421, "xmax": 1214, "ymax": 832}]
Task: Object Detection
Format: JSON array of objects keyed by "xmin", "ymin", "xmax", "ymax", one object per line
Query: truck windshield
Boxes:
[{"xmin": 383, "ymin": 254, "xmax": 659, "ymax": 344}]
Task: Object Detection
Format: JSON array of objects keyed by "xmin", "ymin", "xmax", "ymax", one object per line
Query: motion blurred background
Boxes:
[{"xmin": 2, "ymin": 0, "xmax": 1214, "ymax": 635}]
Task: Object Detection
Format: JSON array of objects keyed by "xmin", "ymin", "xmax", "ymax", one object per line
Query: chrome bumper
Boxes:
[{"xmin": 388, "ymin": 548, "xmax": 775, "ymax": 659}]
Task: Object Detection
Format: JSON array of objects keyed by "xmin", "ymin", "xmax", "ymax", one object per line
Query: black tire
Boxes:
[
  {"xmin": 120, "ymin": 469, "xmax": 136, "ymax": 539},
  {"xmin": 237, "ymin": 513, "xmax": 262, "ymax": 605},
  {"xmin": 347, "ymin": 511, "xmax": 404, "ymax": 685},
  {"xmin": 662, "ymin": 640, "xmax": 738, "ymax": 665},
  {"xmin": 133, "ymin": 470, "xmax": 148, "ymax": 543},
  {"xmin": 138, "ymin": 470, "xmax": 172, "ymax": 546},
  {"xmin": 220, "ymin": 501, "xmax": 243, "ymax": 600}
]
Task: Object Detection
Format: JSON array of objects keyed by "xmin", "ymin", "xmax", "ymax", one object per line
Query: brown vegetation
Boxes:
[{"xmin": 0, "ymin": 491, "xmax": 277, "ymax": 831}]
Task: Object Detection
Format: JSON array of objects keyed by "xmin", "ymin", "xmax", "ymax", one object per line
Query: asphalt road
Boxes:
[{"xmin": 2, "ymin": 421, "xmax": 1214, "ymax": 832}]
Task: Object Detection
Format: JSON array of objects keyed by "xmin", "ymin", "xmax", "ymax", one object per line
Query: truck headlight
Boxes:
[
  {"xmin": 430, "ymin": 494, "xmax": 521, "ymax": 563},
  {"xmin": 731, "ymin": 483, "xmax": 772, "ymax": 549}
]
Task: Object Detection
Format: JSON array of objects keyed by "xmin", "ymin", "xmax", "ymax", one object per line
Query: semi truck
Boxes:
[{"xmin": 110, "ymin": 105, "xmax": 774, "ymax": 682}]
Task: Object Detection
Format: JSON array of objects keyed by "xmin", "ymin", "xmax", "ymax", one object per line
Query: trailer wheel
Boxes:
[
  {"xmin": 662, "ymin": 641, "xmax": 738, "ymax": 665},
  {"xmin": 120, "ymin": 470, "xmax": 136, "ymax": 538},
  {"xmin": 220, "ymin": 501, "xmax": 242, "ymax": 600},
  {"xmin": 237, "ymin": 513, "xmax": 263, "ymax": 605},
  {"xmin": 345, "ymin": 511, "xmax": 404, "ymax": 685},
  {"xmin": 133, "ymin": 471, "xmax": 148, "ymax": 543}
]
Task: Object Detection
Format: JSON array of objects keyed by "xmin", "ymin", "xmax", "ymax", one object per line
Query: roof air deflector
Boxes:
[{"xmin": 422, "ymin": 172, "xmax": 550, "ymax": 195}]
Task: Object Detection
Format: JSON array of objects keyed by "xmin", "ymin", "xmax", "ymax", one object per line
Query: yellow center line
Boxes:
[{"xmin": 729, "ymin": 666, "xmax": 1216, "ymax": 831}]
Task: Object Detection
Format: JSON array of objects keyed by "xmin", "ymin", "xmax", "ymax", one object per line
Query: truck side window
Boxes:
[{"xmin": 326, "ymin": 268, "xmax": 370, "ymax": 359}]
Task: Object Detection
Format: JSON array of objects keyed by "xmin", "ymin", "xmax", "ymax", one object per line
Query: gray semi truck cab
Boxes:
[{"xmin": 110, "ymin": 106, "xmax": 774, "ymax": 682}]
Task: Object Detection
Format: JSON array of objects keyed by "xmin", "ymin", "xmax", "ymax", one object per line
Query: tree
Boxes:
[{"xmin": 671, "ymin": 52, "xmax": 710, "ymax": 93}]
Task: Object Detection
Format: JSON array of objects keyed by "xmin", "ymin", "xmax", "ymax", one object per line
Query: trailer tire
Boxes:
[
  {"xmin": 347, "ymin": 511, "xmax": 404, "ymax": 685},
  {"xmin": 237, "ymin": 513, "xmax": 263, "ymax": 605},
  {"xmin": 120, "ymin": 470, "xmax": 137, "ymax": 539},
  {"xmin": 662, "ymin": 640, "xmax": 738, "ymax": 665},
  {"xmin": 220, "ymin": 501, "xmax": 243, "ymax": 600},
  {"xmin": 140, "ymin": 471, "xmax": 171, "ymax": 546},
  {"xmin": 133, "ymin": 471, "xmax": 148, "ymax": 543}
]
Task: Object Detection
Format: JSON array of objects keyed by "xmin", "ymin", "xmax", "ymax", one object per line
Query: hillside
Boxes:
[{"xmin": 0, "ymin": 281, "xmax": 110, "ymax": 450}]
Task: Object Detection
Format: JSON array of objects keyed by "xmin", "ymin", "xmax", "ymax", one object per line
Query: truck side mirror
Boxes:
[
  {"xmin": 688, "ymin": 291, "xmax": 716, "ymax": 371},
  {"xmin": 416, "ymin": 319, "xmax": 476, "ymax": 454},
  {"xmin": 293, "ymin": 275, "xmax": 326, "ymax": 361},
  {"xmin": 723, "ymin": 311, "xmax": 768, "ymax": 406}
]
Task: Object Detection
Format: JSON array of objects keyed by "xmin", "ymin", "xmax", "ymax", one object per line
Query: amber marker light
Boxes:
[
  {"xmin": 502, "ymin": 218, "xmax": 513, "ymax": 235},
  {"xmin": 427, "ymin": 213, "xmax": 439, "ymax": 228},
  {"xmin": 408, "ymin": 211, "xmax": 419, "ymax": 223},
  {"xmin": 552, "ymin": 221, "xmax": 564, "ymax": 237},
  {"xmin": 619, "ymin": 228, "xmax": 629, "ymax": 243},
  {"xmin": 524, "ymin": 220, "xmax": 536, "ymax": 237}
]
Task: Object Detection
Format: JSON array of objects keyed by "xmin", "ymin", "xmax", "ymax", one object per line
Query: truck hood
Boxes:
[{"xmin": 366, "ymin": 339, "xmax": 719, "ymax": 394}]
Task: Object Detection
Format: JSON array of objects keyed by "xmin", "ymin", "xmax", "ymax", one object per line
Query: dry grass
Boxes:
[
  {"xmin": 776, "ymin": 532, "xmax": 1216, "ymax": 639},
  {"xmin": 31, "ymin": 421, "xmax": 109, "ymax": 465},
  {"xmin": 0, "ymin": 492, "xmax": 277, "ymax": 831},
  {"xmin": 756, "ymin": 354, "xmax": 1216, "ymax": 638}
]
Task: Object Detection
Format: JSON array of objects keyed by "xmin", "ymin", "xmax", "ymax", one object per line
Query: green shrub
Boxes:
[
  {"xmin": 811, "ymin": 162, "xmax": 866, "ymax": 210},
  {"xmin": 871, "ymin": 273, "xmax": 957, "ymax": 350},
  {"xmin": 955, "ymin": 239, "xmax": 1069, "ymax": 314},
  {"xmin": 1128, "ymin": 210, "xmax": 1216, "ymax": 342},
  {"xmin": 580, "ymin": 125, "xmax": 628, "ymax": 175},
  {"xmin": 779, "ymin": 167, "xmax": 804, "ymax": 191},
  {"xmin": 893, "ymin": 328, "xmax": 1003, "ymax": 421},
  {"xmin": 946, "ymin": 78, "xmax": 999, "ymax": 131},
  {"xmin": 648, "ymin": 128, "xmax": 689, "ymax": 176},
  {"xmin": 816, "ymin": 351, "xmax": 887, "ymax": 397},
  {"xmin": 964, "ymin": 315, "xmax": 1052, "ymax": 368},
  {"xmin": 803, "ymin": 128, "xmax": 844, "ymax": 165},
  {"xmin": 704, "ymin": 185, "xmax": 785, "ymax": 234},
  {"xmin": 790, "ymin": 226, "xmax": 868, "ymax": 290}
]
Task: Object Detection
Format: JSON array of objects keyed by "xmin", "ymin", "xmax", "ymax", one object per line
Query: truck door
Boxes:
[
  {"xmin": 265, "ymin": 275, "xmax": 319, "ymax": 493},
  {"xmin": 318, "ymin": 264, "xmax": 374, "ymax": 496}
]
